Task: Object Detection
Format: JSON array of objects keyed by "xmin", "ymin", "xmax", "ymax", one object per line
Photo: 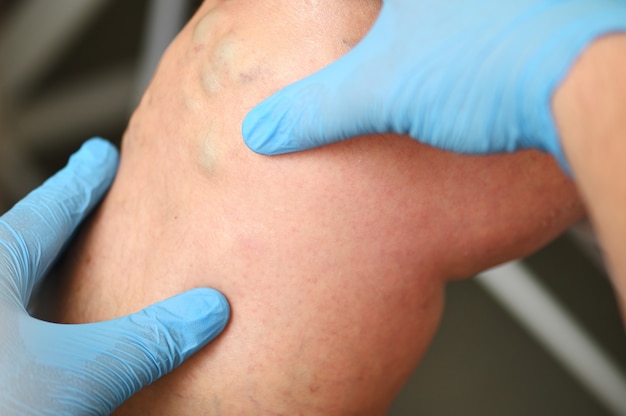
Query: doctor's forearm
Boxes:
[{"xmin": 554, "ymin": 33, "xmax": 626, "ymax": 313}]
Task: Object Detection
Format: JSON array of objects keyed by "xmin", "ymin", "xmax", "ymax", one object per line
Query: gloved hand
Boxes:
[
  {"xmin": 0, "ymin": 138, "xmax": 230, "ymax": 416},
  {"xmin": 243, "ymin": 0, "xmax": 626, "ymax": 169}
]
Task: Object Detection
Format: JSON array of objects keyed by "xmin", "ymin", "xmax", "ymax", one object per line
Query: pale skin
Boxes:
[
  {"xmin": 554, "ymin": 33, "xmax": 626, "ymax": 318},
  {"xmin": 39, "ymin": 1, "xmax": 585, "ymax": 414}
]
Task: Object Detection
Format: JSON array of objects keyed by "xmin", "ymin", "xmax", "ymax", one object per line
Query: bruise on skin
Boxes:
[
  {"xmin": 197, "ymin": 127, "xmax": 220, "ymax": 174},
  {"xmin": 199, "ymin": 33, "xmax": 238, "ymax": 96},
  {"xmin": 193, "ymin": 5, "xmax": 227, "ymax": 44},
  {"xmin": 193, "ymin": 4, "xmax": 274, "ymax": 93},
  {"xmin": 202, "ymin": 70, "xmax": 223, "ymax": 97},
  {"xmin": 200, "ymin": 34, "xmax": 273, "ymax": 95},
  {"xmin": 193, "ymin": 6, "xmax": 237, "ymax": 97},
  {"xmin": 188, "ymin": 4, "xmax": 277, "ymax": 177}
]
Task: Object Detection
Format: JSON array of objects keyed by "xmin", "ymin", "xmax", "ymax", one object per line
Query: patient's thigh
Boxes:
[{"xmin": 42, "ymin": 1, "xmax": 584, "ymax": 415}]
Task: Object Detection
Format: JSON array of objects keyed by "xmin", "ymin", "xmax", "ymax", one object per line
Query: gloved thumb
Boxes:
[
  {"xmin": 22, "ymin": 288, "xmax": 230, "ymax": 414},
  {"xmin": 242, "ymin": 8, "xmax": 394, "ymax": 156},
  {"xmin": 98, "ymin": 287, "xmax": 231, "ymax": 382}
]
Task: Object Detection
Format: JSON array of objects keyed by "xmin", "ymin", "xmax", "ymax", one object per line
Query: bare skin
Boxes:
[
  {"xmin": 41, "ymin": 1, "xmax": 584, "ymax": 414},
  {"xmin": 554, "ymin": 34, "xmax": 626, "ymax": 317}
]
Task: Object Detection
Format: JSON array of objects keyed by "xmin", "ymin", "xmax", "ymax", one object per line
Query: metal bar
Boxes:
[{"xmin": 477, "ymin": 261, "xmax": 626, "ymax": 416}]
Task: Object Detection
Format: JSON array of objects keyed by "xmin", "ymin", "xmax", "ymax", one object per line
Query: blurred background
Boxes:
[{"xmin": 1, "ymin": 1, "xmax": 625, "ymax": 414}]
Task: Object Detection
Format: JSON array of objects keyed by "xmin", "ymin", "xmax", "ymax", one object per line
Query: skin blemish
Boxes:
[
  {"xmin": 340, "ymin": 37, "xmax": 363, "ymax": 54},
  {"xmin": 239, "ymin": 66, "xmax": 262, "ymax": 84}
]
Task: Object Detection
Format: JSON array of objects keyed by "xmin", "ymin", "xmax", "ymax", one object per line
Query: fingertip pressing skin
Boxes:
[{"xmin": 142, "ymin": 288, "xmax": 231, "ymax": 356}]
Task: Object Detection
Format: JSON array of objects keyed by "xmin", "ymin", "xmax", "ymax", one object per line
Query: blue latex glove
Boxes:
[
  {"xmin": 0, "ymin": 138, "xmax": 230, "ymax": 416},
  {"xmin": 243, "ymin": 0, "xmax": 626, "ymax": 169}
]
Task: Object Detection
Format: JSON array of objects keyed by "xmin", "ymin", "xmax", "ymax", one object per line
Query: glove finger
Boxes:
[
  {"xmin": 242, "ymin": 5, "xmax": 397, "ymax": 155},
  {"xmin": 21, "ymin": 288, "xmax": 230, "ymax": 414},
  {"xmin": 0, "ymin": 138, "xmax": 118, "ymax": 306}
]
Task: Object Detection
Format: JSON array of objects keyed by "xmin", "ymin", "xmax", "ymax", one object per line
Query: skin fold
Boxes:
[{"xmin": 40, "ymin": 1, "xmax": 584, "ymax": 414}]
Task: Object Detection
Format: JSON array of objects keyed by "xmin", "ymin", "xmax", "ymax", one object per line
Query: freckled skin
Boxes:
[{"xmin": 43, "ymin": 1, "xmax": 584, "ymax": 415}]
